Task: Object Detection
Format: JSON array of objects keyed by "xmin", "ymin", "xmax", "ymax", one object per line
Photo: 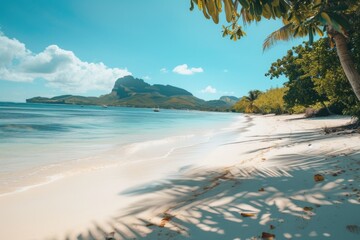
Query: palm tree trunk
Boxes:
[
  {"xmin": 320, "ymin": 101, "xmax": 333, "ymax": 115},
  {"xmin": 331, "ymin": 31, "xmax": 360, "ymax": 101}
]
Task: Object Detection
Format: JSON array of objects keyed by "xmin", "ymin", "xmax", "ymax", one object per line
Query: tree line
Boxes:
[{"xmin": 190, "ymin": 0, "xmax": 360, "ymax": 117}]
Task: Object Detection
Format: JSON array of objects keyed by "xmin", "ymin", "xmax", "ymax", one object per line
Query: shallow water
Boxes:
[{"xmin": 0, "ymin": 102, "xmax": 243, "ymax": 195}]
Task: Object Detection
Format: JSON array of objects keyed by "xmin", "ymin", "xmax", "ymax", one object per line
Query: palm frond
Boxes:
[
  {"xmin": 240, "ymin": 7, "xmax": 253, "ymax": 25},
  {"xmin": 263, "ymin": 23, "xmax": 294, "ymax": 51}
]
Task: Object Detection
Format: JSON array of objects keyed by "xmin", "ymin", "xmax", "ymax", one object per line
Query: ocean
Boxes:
[{"xmin": 0, "ymin": 102, "xmax": 243, "ymax": 196}]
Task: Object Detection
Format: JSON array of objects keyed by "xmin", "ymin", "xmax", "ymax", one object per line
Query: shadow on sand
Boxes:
[{"xmin": 66, "ymin": 127, "xmax": 360, "ymax": 240}]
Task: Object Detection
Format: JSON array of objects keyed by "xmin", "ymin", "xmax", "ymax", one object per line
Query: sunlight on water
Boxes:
[{"xmin": 0, "ymin": 102, "xmax": 243, "ymax": 195}]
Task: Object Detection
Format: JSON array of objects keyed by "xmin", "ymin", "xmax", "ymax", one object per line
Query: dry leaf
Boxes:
[
  {"xmin": 303, "ymin": 206, "xmax": 313, "ymax": 211},
  {"xmin": 262, "ymin": 232, "xmax": 275, "ymax": 239},
  {"xmin": 314, "ymin": 174, "xmax": 324, "ymax": 182},
  {"xmin": 159, "ymin": 216, "xmax": 172, "ymax": 227},
  {"xmin": 159, "ymin": 213, "xmax": 173, "ymax": 228},
  {"xmin": 241, "ymin": 212, "xmax": 256, "ymax": 217}
]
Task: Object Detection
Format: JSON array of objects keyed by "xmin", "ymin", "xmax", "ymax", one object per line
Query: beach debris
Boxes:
[
  {"xmin": 262, "ymin": 158, "xmax": 266, "ymax": 161},
  {"xmin": 258, "ymin": 187, "xmax": 265, "ymax": 192},
  {"xmin": 308, "ymin": 144, "xmax": 312, "ymax": 147},
  {"xmin": 303, "ymin": 206, "xmax": 313, "ymax": 212},
  {"xmin": 270, "ymin": 225, "xmax": 276, "ymax": 230},
  {"xmin": 241, "ymin": 212, "xmax": 256, "ymax": 217},
  {"xmin": 217, "ymin": 170, "xmax": 233, "ymax": 180},
  {"xmin": 105, "ymin": 231, "xmax": 116, "ymax": 240},
  {"xmin": 159, "ymin": 213, "xmax": 173, "ymax": 228},
  {"xmin": 346, "ymin": 225, "xmax": 360, "ymax": 234},
  {"xmin": 314, "ymin": 174, "xmax": 325, "ymax": 182},
  {"xmin": 203, "ymin": 181, "xmax": 220, "ymax": 190},
  {"xmin": 261, "ymin": 232, "xmax": 275, "ymax": 239}
]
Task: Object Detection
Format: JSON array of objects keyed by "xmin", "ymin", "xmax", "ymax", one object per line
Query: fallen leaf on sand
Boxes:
[
  {"xmin": 105, "ymin": 232, "xmax": 115, "ymax": 240},
  {"xmin": 217, "ymin": 170, "xmax": 233, "ymax": 180},
  {"xmin": 261, "ymin": 232, "xmax": 275, "ymax": 239},
  {"xmin": 241, "ymin": 213, "xmax": 256, "ymax": 217},
  {"xmin": 303, "ymin": 206, "xmax": 313, "ymax": 211},
  {"xmin": 314, "ymin": 174, "xmax": 324, "ymax": 182},
  {"xmin": 159, "ymin": 214, "xmax": 173, "ymax": 228}
]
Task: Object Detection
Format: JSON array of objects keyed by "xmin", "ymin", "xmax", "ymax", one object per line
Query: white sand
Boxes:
[{"xmin": 0, "ymin": 114, "xmax": 359, "ymax": 240}]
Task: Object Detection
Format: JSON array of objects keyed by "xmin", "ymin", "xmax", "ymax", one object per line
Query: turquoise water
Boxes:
[{"xmin": 0, "ymin": 102, "xmax": 242, "ymax": 194}]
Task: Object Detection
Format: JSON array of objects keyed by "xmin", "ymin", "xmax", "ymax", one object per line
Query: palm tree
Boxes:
[
  {"xmin": 245, "ymin": 90, "xmax": 262, "ymax": 113},
  {"xmin": 246, "ymin": 90, "xmax": 262, "ymax": 102},
  {"xmin": 190, "ymin": 0, "xmax": 360, "ymax": 101},
  {"xmin": 263, "ymin": 1, "xmax": 360, "ymax": 101}
]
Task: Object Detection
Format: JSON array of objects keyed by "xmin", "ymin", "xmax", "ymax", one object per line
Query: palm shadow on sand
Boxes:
[{"xmin": 67, "ymin": 128, "xmax": 360, "ymax": 240}]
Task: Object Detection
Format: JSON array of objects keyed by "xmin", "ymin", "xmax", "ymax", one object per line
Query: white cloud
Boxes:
[
  {"xmin": 0, "ymin": 32, "xmax": 131, "ymax": 93},
  {"xmin": 172, "ymin": 64, "xmax": 203, "ymax": 75},
  {"xmin": 142, "ymin": 75, "xmax": 151, "ymax": 80},
  {"xmin": 160, "ymin": 68, "xmax": 168, "ymax": 73},
  {"xmin": 201, "ymin": 85, "xmax": 217, "ymax": 94}
]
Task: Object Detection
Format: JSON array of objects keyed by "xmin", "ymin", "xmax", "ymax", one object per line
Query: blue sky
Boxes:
[{"xmin": 0, "ymin": 0, "xmax": 305, "ymax": 102}]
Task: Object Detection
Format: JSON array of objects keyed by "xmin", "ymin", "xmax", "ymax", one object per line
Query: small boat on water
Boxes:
[
  {"xmin": 102, "ymin": 105, "xmax": 108, "ymax": 108},
  {"xmin": 153, "ymin": 107, "xmax": 160, "ymax": 112}
]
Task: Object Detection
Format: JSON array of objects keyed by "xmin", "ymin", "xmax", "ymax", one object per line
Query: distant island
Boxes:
[{"xmin": 26, "ymin": 76, "xmax": 239, "ymax": 111}]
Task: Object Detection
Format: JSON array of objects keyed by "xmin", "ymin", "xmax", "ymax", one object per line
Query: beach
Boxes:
[{"xmin": 0, "ymin": 114, "xmax": 359, "ymax": 239}]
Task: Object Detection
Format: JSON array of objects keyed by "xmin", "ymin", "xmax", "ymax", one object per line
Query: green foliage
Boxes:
[
  {"xmin": 291, "ymin": 105, "xmax": 307, "ymax": 114},
  {"xmin": 246, "ymin": 90, "xmax": 262, "ymax": 101},
  {"xmin": 232, "ymin": 96, "xmax": 251, "ymax": 113},
  {"xmin": 266, "ymin": 43, "xmax": 328, "ymax": 109},
  {"xmin": 232, "ymin": 90, "xmax": 262, "ymax": 113},
  {"xmin": 190, "ymin": 0, "xmax": 359, "ymax": 46},
  {"xmin": 191, "ymin": 0, "xmax": 360, "ymax": 106},
  {"xmin": 232, "ymin": 88, "xmax": 286, "ymax": 114},
  {"xmin": 266, "ymin": 33, "xmax": 360, "ymax": 117},
  {"xmin": 254, "ymin": 87, "xmax": 287, "ymax": 114}
]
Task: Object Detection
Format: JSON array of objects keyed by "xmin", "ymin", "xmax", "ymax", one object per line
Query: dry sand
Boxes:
[{"xmin": 0, "ymin": 114, "xmax": 359, "ymax": 240}]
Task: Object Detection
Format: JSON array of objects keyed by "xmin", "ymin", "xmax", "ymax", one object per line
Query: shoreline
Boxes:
[
  {"xmin": 1, "ymin": 114, "xmax": 359, "ymax": 239},
  {"xmin": 0, "ymin": 113, "xmax": 245, "ymax": 198}
]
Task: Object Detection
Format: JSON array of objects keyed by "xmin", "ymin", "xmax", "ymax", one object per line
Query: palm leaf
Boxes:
[
  {"xmin": 240, "ymin": 7, "xmax": 253, "ymax": 25},
  {"xmin": 263, "ymin": 23, "xmax": 294, "ymax": 50}
]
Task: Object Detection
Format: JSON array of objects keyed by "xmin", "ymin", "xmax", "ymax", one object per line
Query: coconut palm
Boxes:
[
  {"xmin": 263, "ymin": 1, "xmax": 360, "ymax": 101},
  {"xmin": 190, "ymin": 0, "xmax": 360, "ymax": 101},
  {"xmin": 245, "ymin": 90, "xmax": 262, "ymax": 113},
  {"xmin": 246, "ymin": 90, "xmax": 262, "ymax": 102}
]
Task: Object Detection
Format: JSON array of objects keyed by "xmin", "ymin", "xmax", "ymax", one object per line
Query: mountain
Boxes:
[
  {"xmin": 220, "ymin": 96, "xmax": 239, "ymax": 105},
  {"xmin": 111, "ymin": 76, "xmax": 192, "ymax": 98},
  {"xmin": 27, "ymin": 76, "xmax": 237, "ymax": 111}
]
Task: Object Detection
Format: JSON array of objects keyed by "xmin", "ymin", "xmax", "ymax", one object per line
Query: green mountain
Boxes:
[
  {"xmin": 220, "ymin": 96, "xmax": 239, "ymax": 105},
  {"xmin": 27, "ymin": 76, "xmax": 237, "ymax": 111}
]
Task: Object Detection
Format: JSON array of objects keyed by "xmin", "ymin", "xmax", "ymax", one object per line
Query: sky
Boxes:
[{"xmin": 0, "ymin": 0, "xmax": 305, "ymax": 102}]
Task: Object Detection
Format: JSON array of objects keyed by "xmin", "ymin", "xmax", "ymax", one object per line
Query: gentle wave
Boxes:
[
  {"xmin": 0, "ymin": 123, "xmax": 73, "ymax": 132},
  {"xmin": 0, "ymin": 103, "xmax": 245, "ymax": 197},
  {"xmin": 0, "ymin": 123, "xmax": 242, "ymax": 197}
]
